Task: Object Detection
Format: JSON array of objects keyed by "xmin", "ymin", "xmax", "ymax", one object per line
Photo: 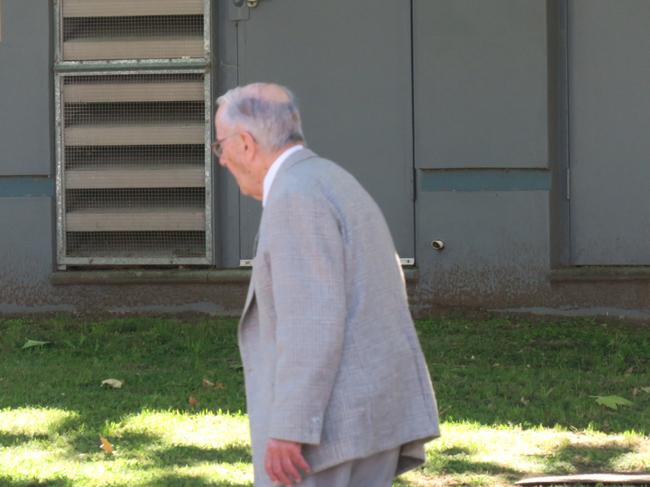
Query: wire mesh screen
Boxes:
[
  {"xmin": 61, "ymin": 0, "xmax": 206, "ymax": 61},
  {"xmin": 59, "ymin": 72, "xmax": 210, "ymax": 264},
  {"xmin": 66, "ymin": 232, "xmax": 206, "ymax": 258}
]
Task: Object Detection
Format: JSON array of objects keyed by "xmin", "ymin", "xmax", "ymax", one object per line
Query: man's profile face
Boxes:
[{"xmin": 214, "ymin": 108, "xmax": 260, "ymax": 199}]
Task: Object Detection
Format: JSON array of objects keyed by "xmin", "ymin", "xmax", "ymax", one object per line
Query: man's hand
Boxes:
[{"xmin": 264, "ymin": 438, "xmax": 311, "ymax": 486}]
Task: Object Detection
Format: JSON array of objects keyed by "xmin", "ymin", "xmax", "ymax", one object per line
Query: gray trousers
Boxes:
[{"xmin": 297, "ymin": 447, "xmax": 401, "ymax": 487}]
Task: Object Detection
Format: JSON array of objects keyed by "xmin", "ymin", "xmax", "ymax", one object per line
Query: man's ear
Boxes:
[{"xmin": 240, "ymin": 131, "xmax": 257, "ymax": 160}]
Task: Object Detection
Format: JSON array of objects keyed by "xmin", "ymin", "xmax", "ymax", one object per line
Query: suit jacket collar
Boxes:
[{"xmin": 266, "ymin": 148, "xmax": 318, "ymax": 201}]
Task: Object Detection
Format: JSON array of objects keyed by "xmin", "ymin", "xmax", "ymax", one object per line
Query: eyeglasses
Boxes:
[{"xmin": 211, "ymin": 133, "xmax": 239, "ymax": 158}]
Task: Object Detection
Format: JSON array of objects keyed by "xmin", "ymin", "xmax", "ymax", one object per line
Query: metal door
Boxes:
[
  {"xmin": 233, "ymin": 0, "xmax": 415, "ymax": 262},
  {"xmin": 569, "ymin": 0, "xmax": 650, "ymax": 264}
]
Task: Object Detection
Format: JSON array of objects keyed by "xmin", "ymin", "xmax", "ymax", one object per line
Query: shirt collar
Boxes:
[{"xmin": 263, "ymin": 145, "xmax": 304, "ymax": 207}]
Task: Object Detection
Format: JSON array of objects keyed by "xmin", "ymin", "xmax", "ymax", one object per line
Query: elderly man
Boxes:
[{"xmin": 214, "ymin": 83, "xmax": 439, "ymax": 487}]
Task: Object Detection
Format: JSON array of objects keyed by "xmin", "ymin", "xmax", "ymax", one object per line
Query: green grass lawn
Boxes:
[{"xmin": 0, "ymin": 315, "xmax": 649, "ymax": 486}]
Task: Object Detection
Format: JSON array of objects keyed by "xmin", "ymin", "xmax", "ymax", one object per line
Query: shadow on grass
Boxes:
[
  {"xmin": 0, "ymin": 477, "xmax": 74, "ymax": 487},
  {"xmin": 416, "ymin": 317, "xmax": 650, "ymax": 435},
  {"xmin": 0, "ymin": 432, "xmax": 50, "ymax": 447},
  {"xmin": 438, "ymin": 446, "xmax": 476, "ymax": 456},
  {"xmin": 156, "ymin": 443, "xmax": 252, "ymax": 466},
  {"xmin": 393, "ymin": 446, "xmax": 526, "ymax": 485},
  {"xmin": 0, "ymin": 317, "xmax": 247, "ymax": 440},
  {"xmin": 538, "ymin": 442, "xmax": 638, "ymax": 474},
  {"xmin": 61, "ymin": 430, "xmax": 249, "ymax": 469},
  {"xmin": 396, "ymin": 442, "xmax": 642, "ymax": 486},
  {"xmin": 394, "ymin": 459, "xmax": 523, "ymax": 486},
  {"xmin": 62, "ymin": 429, "xmax": 253, "ymax": 467},
  {"xmin": 424, "ymin": 448, "xmax": 524, "ymax": 483},
  {"xmin": 0, "ymin": 474, "xmax": 250, "ymax": 487},
  {"xmin": 8, "ymin": 315, "xmax": 649, "ymax": 435},
  {"xmin": 140, "ymin": 475, "xmax": 251, "ymax": 487}
]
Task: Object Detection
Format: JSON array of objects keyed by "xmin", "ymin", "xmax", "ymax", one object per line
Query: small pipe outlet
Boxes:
[{"xmin": 431, "ymin": 240, "xmax": 445, "ymax": 251}]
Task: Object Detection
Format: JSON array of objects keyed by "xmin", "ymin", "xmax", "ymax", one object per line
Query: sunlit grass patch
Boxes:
[
  {"xmin": 0, "ymin": 408, "xmax": 253, "ymax": 486},
  {"xmin": 0, "ymin": 439, "xmax": 78, "ymax": 485},
  {"xmin": 112, "ymin": 409, "xmax": 249, "ymax": 449},
  {"xmin": 0, "ymin": 407, "xmax": 79, "ymax": 437},
  {"xmin": 397, "ymin": 422, "xmax": 650, "ymax": 486},
  {"xmin": 610, "ymin": 438, "xmax": 650, "ymax": 471}
]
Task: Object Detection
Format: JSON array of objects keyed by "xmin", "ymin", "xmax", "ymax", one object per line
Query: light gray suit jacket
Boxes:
[{"xmin": 239, "ymin": 149, "xmax": 439, "ymax": 484}]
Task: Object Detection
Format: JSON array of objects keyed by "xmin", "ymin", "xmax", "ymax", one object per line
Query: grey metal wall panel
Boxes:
[
  {"xmin": 0, "ymin": 0, "xmax": 51, "ymax": 176},
  {"xmin": 415, "ymin": 189, "xmax": 550, "ymax": 305},
  {"xmin": 0, "ymin": 197, "xmax": 53, "ymax": 288},
  {"xmin": 414, "ymin": 0, "xmax": 549, "ymax": 168},
  {"xmin": 214, "ymin": 1, "xmax": 241, "ymax": 268},
  {"xmin": 547, "ymin": 0, "xmax": 571, "ymax": 268},
  {"xmin": 569, "ymin": 0, "xmax": 650, "ymax": 264},
  {"xmin": 235, "ymin": 0, "xmax": 414, "ymax": 260}
]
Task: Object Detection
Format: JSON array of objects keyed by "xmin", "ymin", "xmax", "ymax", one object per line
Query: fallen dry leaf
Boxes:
[
  {"xmin": 99, "ymin": 435, "xmax": 114, "ymax": 455},
  {"xmin": 101, "ymin": 379, "xmax": 123, "ymax": 389},
  {"xmin": 188, "ymin": 395, "xmax": 199, "ymax": 408},
  {"xmin": 202, "ymin": 379, "xmax": 225, "ymax": 389}
]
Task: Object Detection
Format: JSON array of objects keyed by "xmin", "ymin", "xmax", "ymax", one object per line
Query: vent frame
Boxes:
[
  {"xmin": 55, "ymin": 69, "xmax": 214, "ymax": 267},
  {"xmin": 53, "ymin": 0, "xmax": 211, "ymax": 66}
]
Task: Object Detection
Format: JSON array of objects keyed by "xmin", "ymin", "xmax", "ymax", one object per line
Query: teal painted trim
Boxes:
[
  {"xmin": 0, "ymin": 178, "xmax": 55, "ymax": 197},
  {"xmin": 420, "ymin": 169, "xmax": 550, "ymax": 192}
]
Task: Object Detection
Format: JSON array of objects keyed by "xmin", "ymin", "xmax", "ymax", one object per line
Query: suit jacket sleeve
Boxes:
[{"xmin": 263, "ymin": 188, "xmax": 346, "ymax": 445}]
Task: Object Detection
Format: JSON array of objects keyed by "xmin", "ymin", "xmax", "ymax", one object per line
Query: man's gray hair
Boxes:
[{"xmin": 217, "ymin": 83, "xmax": 306, "ymax": 152}]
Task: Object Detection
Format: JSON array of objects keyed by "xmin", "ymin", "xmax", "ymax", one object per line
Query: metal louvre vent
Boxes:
[
  {"xmin": 59, "ymin": 0, "xmax": 206, "ymax": 61},
  {"xmin": 66, "ymin": 232, "xmax": 206, "ymax": 259},
  {"xmin": 56, "ymin": 71, "xmax": 212, "ymax": 265}
]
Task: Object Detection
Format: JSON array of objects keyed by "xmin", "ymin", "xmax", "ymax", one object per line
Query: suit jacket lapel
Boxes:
[
  {"xmin": 239, "ymin": 148, "xmax": 318, "ymax": 325},
  {"xmin": 240, "ymin": 274, "xmax": 256, "ymax": 324},
  {"xmin": 240, "ymin": 230, "xmax": 259, "ymax": 323}
]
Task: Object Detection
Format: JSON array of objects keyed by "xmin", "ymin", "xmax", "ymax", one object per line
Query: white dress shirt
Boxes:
[{"xmin": 262, "ymin": 144, "xmax": 304, "ymax": 207}]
